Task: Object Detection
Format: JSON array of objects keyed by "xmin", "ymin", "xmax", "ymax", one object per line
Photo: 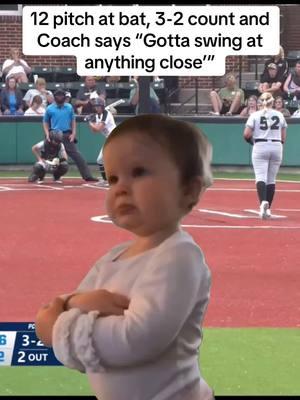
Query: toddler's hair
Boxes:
[{"xmin": 104, "ymin": 114, "xmax": 213, "ymax": 191}]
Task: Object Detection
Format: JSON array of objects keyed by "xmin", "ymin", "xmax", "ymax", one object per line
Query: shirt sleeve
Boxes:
[
  {"xmin": 69, "ymin": 104, "xmax": 75, "ymax": 120},
  {"xmin": 52, "ymin": 242, "xmax": 210, "ymax": 371},
  {"xmin": 246, "ymin": 113, "xmax": 255, "ymax": 129},
  {"xmin": 20, "ymin": 59, "xmax": 29, "ymax": 68},
  {"xmin": 281, "ymin": 114, "xmax": 288, "ymax": 128},
  {"xmin": 43, "ymin": 107, "xmax": 50, "ymax": 123},
  {"xmin": 23, "ymin": 89, "xmax": 32, "ymax": 102},
  {"xmin": 106, "ymin": 111, "xmax": 115, "ymax": 127},
  {"xmin": 2, "ymin": 59, "xmax": 12, "ymax": 70},
  {"xmin": 35, "ymin": 141, "xmax": 44, "ymax": 152}
]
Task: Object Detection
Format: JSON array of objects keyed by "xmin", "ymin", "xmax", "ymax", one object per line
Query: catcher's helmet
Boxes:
[{"xmin": 49, "ymin": 130, "xmax": 63, "ymax": 144}]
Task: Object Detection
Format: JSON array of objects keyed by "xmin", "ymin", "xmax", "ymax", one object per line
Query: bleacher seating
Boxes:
[
  {"xmin": 64, "ymin": 81, "xmax": 85, "ymax": 98},
  {"xmin": 30, "ymin": 66, "xmax": 53, "ymax": 81},
  {"xmin": 244, "ymin": 81, "xmax": 260, "ymax": 98},
  {"xmin": 18, "ymin": 82, "xmax": 35, "ymax": 94},
  {"xmin": 46, "ymin": 82, "xmax": 65, "ymax": 92},
  {"xmin": 0, "ymin": 66, "xmax": 166, "ymax": 114},
  {"xmin": 52, "ymin": 66, "xmax": 79, "ymax": 83}
]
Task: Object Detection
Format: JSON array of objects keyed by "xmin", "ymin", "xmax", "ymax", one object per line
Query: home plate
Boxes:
[{"xmin": 244, "ymin": 209, "xmax": 286, "ymax": 219}]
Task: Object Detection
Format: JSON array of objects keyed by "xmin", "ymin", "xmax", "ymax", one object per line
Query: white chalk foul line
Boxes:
[
  {"xmin": 81, "ymin": 183, "xmax": 108, "ymax": 190},
  {"xmin": 244, "ymin": 209, "xmax": 286, "ymax": 219},
  {"xmin": 90, "ymin": 215, "xmax": 299, "ymax": 229},
  {"xmin": 276, "ymin": 208, "xmax": 300, "ymax": 212},
  {"xmin": 198, "ymin": 209, "xmax": 287, "ymax": 219},
  {"xmin": 182, "ymin": 225, "xmax": 300, "ymax": 229},
  {"xmin": 198, "ymin": 208, "xmax": 256, "ymax": 219},
  {"xmin": 208, "ymin": 188, "xmax": 300, "ymax": 193}
]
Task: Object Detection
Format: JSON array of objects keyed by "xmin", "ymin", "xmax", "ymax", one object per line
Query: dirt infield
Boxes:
[{"xmin": 1, "ymin": 178, "xmax": 299, "ymax": 327}]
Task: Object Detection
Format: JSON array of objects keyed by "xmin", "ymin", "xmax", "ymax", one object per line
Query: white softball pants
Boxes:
[
  {"xmin": 252, "ymin": 142, "xmax": 283, "ymax": 184},
  {"xmin": 96, "ymin": 147, "xmax": 103, "ymax": 165}
]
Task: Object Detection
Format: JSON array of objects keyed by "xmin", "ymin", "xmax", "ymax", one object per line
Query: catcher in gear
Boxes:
[{"xmin": 28, "ymin": 130, "xmax": 69, "ymax": 184}]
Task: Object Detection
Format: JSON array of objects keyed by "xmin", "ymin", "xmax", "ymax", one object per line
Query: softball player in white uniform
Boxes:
[
  {"xmin": 88, "ymin": 98, "xmax": 116, "ymax": 186},
  {"xmin": 243, "ymin": 93, "xmax": 287, "ymax": 219}
]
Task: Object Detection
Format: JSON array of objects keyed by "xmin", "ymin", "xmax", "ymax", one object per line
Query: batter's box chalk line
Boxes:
[
  {"xmin": 244, "ymin": 209, "xmax": 286, "ymax": 219},
  {"xmin": 198, "ymin": 208, "xmax": 287, "ymax": 219}
]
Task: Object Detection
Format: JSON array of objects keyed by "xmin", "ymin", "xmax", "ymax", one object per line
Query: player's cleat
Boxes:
[
  {"xmin": 259, "ymin": 201, "xmax": 269, "ymax": 219},
  {"xmin": 28, "ymin": 174, "xmax": 38, "ymax": 183},
  {"xmin": 53, "ymin": 178, "xmax": 62, "ymax": 184},
  {"xmin": 97, "ymin": 177, "xmax": 109, "ymax": 187},
  {"xmin": 37, "ymin": 179, "xmax": 44, "ymax": 184},
  {"xmin": 265, "ymin": 208, "xmax": 271, "ymax": 218},
  {"xmin": 85, "ymin": 177, "xmax": 99, "ymax": 182}
]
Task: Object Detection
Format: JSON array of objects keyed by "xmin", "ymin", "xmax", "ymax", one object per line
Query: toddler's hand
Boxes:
[{"xmin": 36, "ymin": 297, "xmax": 65, "ymax": 347}]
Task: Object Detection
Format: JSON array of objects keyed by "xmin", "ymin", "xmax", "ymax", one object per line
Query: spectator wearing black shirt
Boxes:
[
  {"xmin": 262, "ymin": 46, "xmax": 289, "ymax": 83},
  {"xmin": 259, "ymin": 63, "xmax": 284, "ymax": 97}
]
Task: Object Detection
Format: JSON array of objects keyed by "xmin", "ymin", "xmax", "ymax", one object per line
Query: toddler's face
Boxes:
[{"xmin": 103, "ymin": 133, "xmax": 188, "ymax": 237}]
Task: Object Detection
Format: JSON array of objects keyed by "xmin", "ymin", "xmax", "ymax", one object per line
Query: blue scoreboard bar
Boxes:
[{"xmin": 0, "ymin": 323, "xmax": 62, "ymax": 366}]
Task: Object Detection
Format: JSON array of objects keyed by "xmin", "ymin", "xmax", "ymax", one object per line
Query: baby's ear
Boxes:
[{"xmin": 183, "ymin": 176, "xmax": 203, "ymax": 210}]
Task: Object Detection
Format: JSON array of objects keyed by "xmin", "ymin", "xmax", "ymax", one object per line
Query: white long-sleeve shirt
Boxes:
[{"xmin": 52, "ymin": 229, "xmax": 213, "ymax": 400}]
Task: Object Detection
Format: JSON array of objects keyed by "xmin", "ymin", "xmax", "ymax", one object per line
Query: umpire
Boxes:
[{"xmin": 43, "ymin": 89, "xmax": 98, "ymax": 182}]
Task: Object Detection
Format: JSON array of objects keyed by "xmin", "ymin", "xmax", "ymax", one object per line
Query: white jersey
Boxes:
[
  {"xmin": 94, "ymin": 110, "xmax": 116, "ymax": 138},
  {"xmin": 246, "ymin": 109, "xmax": 287, "ymax": 141}
]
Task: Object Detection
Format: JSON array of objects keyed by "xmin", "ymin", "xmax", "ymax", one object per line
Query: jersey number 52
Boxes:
[{"xmin": 260, "ymin": 116, "xmax": 280, "ymax": 130}]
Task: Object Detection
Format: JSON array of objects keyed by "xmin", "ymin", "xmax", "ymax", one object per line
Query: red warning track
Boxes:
[{"xmin": 1, "ymin": 178, "xmax": 299, "ymax": 327}]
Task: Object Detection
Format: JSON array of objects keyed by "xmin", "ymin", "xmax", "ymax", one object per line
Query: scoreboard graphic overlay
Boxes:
[{"xmin": 0, "ymin": 323, "xmax": 62, "ymax": 366}]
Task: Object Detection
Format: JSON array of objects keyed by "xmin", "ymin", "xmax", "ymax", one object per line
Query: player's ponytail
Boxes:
[{"xmin": 259, "ymin": 93, "xmax": 274, "ymax": 114}]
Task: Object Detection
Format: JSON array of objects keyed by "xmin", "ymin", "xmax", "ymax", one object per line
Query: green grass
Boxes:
[
  {"xmin": 201, "ymin": 328, "xmax": 300, "ymax": 395},
  {"xmin": 0, "ymin": 170, "xmax": 91, "ymax": 178},
  {"xmin": 1, "ymin": 328, "xmax": 299, "ymax": 395},
  {"xmin": 214, "ymin": 171, "xmax": 300, "ymax": 181}
]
